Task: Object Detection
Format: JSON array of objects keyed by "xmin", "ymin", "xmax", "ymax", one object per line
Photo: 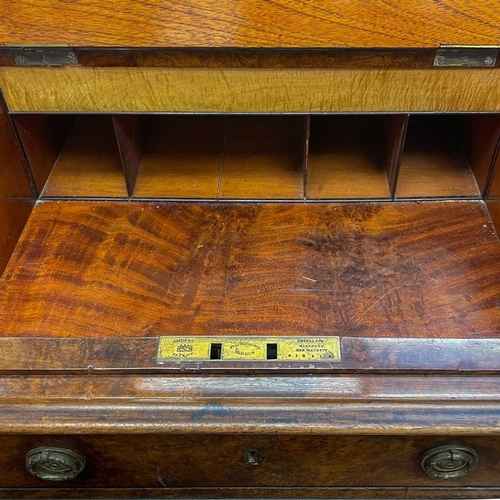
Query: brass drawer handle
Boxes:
[
  {"xmin": 26, "ymin": 447, "xmax": 86, "ymax": 481},
  {"xmin": 421, "ymin": 445, "xmax": 478, "ymax": 479}
]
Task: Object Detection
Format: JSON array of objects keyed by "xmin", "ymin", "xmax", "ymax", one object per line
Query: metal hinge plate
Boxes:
[
  {"xmin": 434, "ymin": 46, "xmax": 498, "ymax": 67},
  {"xmin": 12, "ymin": 47, "xmax": 78, "ymax": 67}
]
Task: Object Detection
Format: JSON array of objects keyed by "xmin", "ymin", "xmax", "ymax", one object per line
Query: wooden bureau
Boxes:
[{"xmin": 1, "ymin": 1, "xmax": 500, "ymax": 499}]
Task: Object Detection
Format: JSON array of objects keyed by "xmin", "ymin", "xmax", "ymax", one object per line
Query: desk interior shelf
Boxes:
[
  {"xmin": 1, "ymin": 110, "xmax": 499, "ymax": 343},
  {"xmin": 11, "ymin": 112, "xmax": 500, "ymax": 202}
]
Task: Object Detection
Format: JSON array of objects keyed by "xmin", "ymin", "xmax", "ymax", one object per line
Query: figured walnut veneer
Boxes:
[{"xmin": 0, "ymin": 201, "xmax": 498, "ymax": 339}]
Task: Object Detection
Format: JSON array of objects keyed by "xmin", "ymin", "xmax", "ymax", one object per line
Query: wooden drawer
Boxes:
[{"xmin": 2, "ymin": 435, "xmax": 499, "ymax": 489}]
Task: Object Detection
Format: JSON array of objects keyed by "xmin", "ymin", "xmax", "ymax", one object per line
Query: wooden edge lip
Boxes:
[
  {"xmin": 1, "ymin": 401, "xmax": 500, "ymax": 435},
  {"xmin": 0, "ymin": 373, "xmax": 499, "ymax": 434},
  {"xmin": 1, "ymin": 487, "xmax": 499, "ymax": 500},
  {"xmin": 0, "ymin": 372, "xmax": 499, "ymax": 434},
  {"xmin": 0, "ymin": 337, "xmax": 498, "ymax": 373}
]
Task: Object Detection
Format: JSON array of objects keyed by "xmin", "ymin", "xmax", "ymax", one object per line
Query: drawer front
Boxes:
[{"xmin": 0, "ymin": 435, "xmax": 499, "ymax": 488}]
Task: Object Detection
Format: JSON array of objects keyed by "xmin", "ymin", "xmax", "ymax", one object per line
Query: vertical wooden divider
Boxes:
[
  {"xmin": 486, "ymin": 141, "xmax": 500, "ymax": 236},
  {"xmin": 216, "ymin": 117, "xmax": 227, "ymax": 201},
  {"xmin": 13, "ymin": 114, "xmax": 74, "ymax": 194},
  {"xmin": 0, "ymin": 95, "xmax": 35, "ymax": 276},
  {"xmin": 113, "ymin": 115, "xmax": 146, "ymax": 196},
  {"xmin": 302, "ymin": 115, "xmax": 310, "ymax": 200},
  {"xmin": 460, "ymin": 115, "xmax": 500, "ymax": 196},
  {"xmin": 385, "ymin": 114, "xmax": 409, "ymax": 199}
]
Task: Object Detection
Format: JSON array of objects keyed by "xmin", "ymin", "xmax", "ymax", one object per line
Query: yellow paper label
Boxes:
[{"xmin": 157, "ymin": 336, "xmax": 341, "ymax": 362}]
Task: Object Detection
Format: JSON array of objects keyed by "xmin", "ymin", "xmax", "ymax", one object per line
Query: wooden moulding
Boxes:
[
  {"xmin": 2, "ymin": 67, "xmax": 500, "ymax": 113},
  {"xmin": 0, "ymin": 371, "xmax": 499, "ymax": 434},
  {"xmin": 0, "ymin": 0, "xmax": 500, "ymax": 48}
]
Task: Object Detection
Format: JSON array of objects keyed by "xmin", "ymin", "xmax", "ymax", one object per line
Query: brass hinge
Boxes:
[
  {"xmin": 11, "ymin": 47, "xmax": 78, "ymax": 67},
  {"xmin": 434, "ymin": 45, "xmax": 498, "ymax": 68}
]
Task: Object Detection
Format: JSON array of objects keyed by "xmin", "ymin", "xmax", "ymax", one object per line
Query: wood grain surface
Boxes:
[
  {"xmin": 2, "ymin": 374, "xmax": 500, "ymax": 401},
  {"xmin": 460, "ymin": 115, "xmax": 500, "ymax": 196},
  {"xmin": 220, "ymin": 116, "xmax": 304, "ymax": 199},
  {"xmin": 43, "ymin": 116, "xmax": 127, "ymax": 198},
  {"xmin": 0, "ymin": 337, "xmax": 499, "ymax": 373},
  {"xmin": 0, "ymin": 200, "xmax": 499, "ymax": 339},
  {"xmin": 0, "ymin": 97, "xmax": 34, "ymax": 276},
  {"xmin": 113, "ymin": 115, "xmax": 146, "ymax": 196},
  {"xmin": 10, "ymin": 112, "xmax": 500, "ymax": 202},
  {"xmin": 1, "ymin": 0, "xmax": 500, "ymax": 48},
  {"xmin": 2, "ymin": 487, "xmax": 500, "ymax": 499},
  {"xmin": 134, "ymin": 116, "xmax": 226, "ymax": 199},
  {"xmin": 487, "ymin": 149, "xmax": 500, "ymax": 234},
  {"xmin": 307, "ymin": 116, "xmax": 390, "ymax": 199},
  {"xmin": 385, "ymin": 114, "xmax": 409, "ymax": 198},
  {"xmin": 0, "ymin": 434, "xmax": 499, "ymax": 488},
  {"xmin": 3, "ymin": 67, "xmax": 500, "ymax": 113},
  {"xmin": 12, "ymin": 114, "xmax": 74, "ymax": 193},
  {"xmin": 73, "ymin": 49, "xmax": 439, "ymax": 69},
  {"xmin": 0, "ymin": 371, "xmax": 500, "ymax": 433},
  {"xmin": 396, "ymin": 116, "xmax": 480, "ymax": 198}
]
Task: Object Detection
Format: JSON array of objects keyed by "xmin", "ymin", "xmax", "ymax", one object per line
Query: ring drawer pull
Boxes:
[
  {"xmin": 26, "ymin": 447, "xmax": 86, "ymax": 481},
  {"xmin": 421, "ymin": 445, "xmax": 478, "ymax": 479}
]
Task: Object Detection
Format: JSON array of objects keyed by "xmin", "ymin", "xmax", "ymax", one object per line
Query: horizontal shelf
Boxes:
[
  {"xmin": 307, "ymin": 116, "xmax": 391, "ymax": 199},
  {"xmin": 219, "ymin": 116, "xmax": 304, "ymax": 200},
  {"xmin": 43, "ymin": 115, "xmax": 128, "ymax": 198},
  {"xmin": 396, "ymin": 116, "xmax": 480, "ymax": 199},
  {"xmin": 135, "ymin": 115, "xmax": 225, "ymax": 199},
  {"xmin": 0, "ymin": 200, "xmax": 498, "ymax": 339},
  {"xmin": 12, "ymin": 113, "xmax": 500, "ymax": 203},
  {"xmin": 135, "ymin": 115, "xmax": 305, "ymax": 200}
]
